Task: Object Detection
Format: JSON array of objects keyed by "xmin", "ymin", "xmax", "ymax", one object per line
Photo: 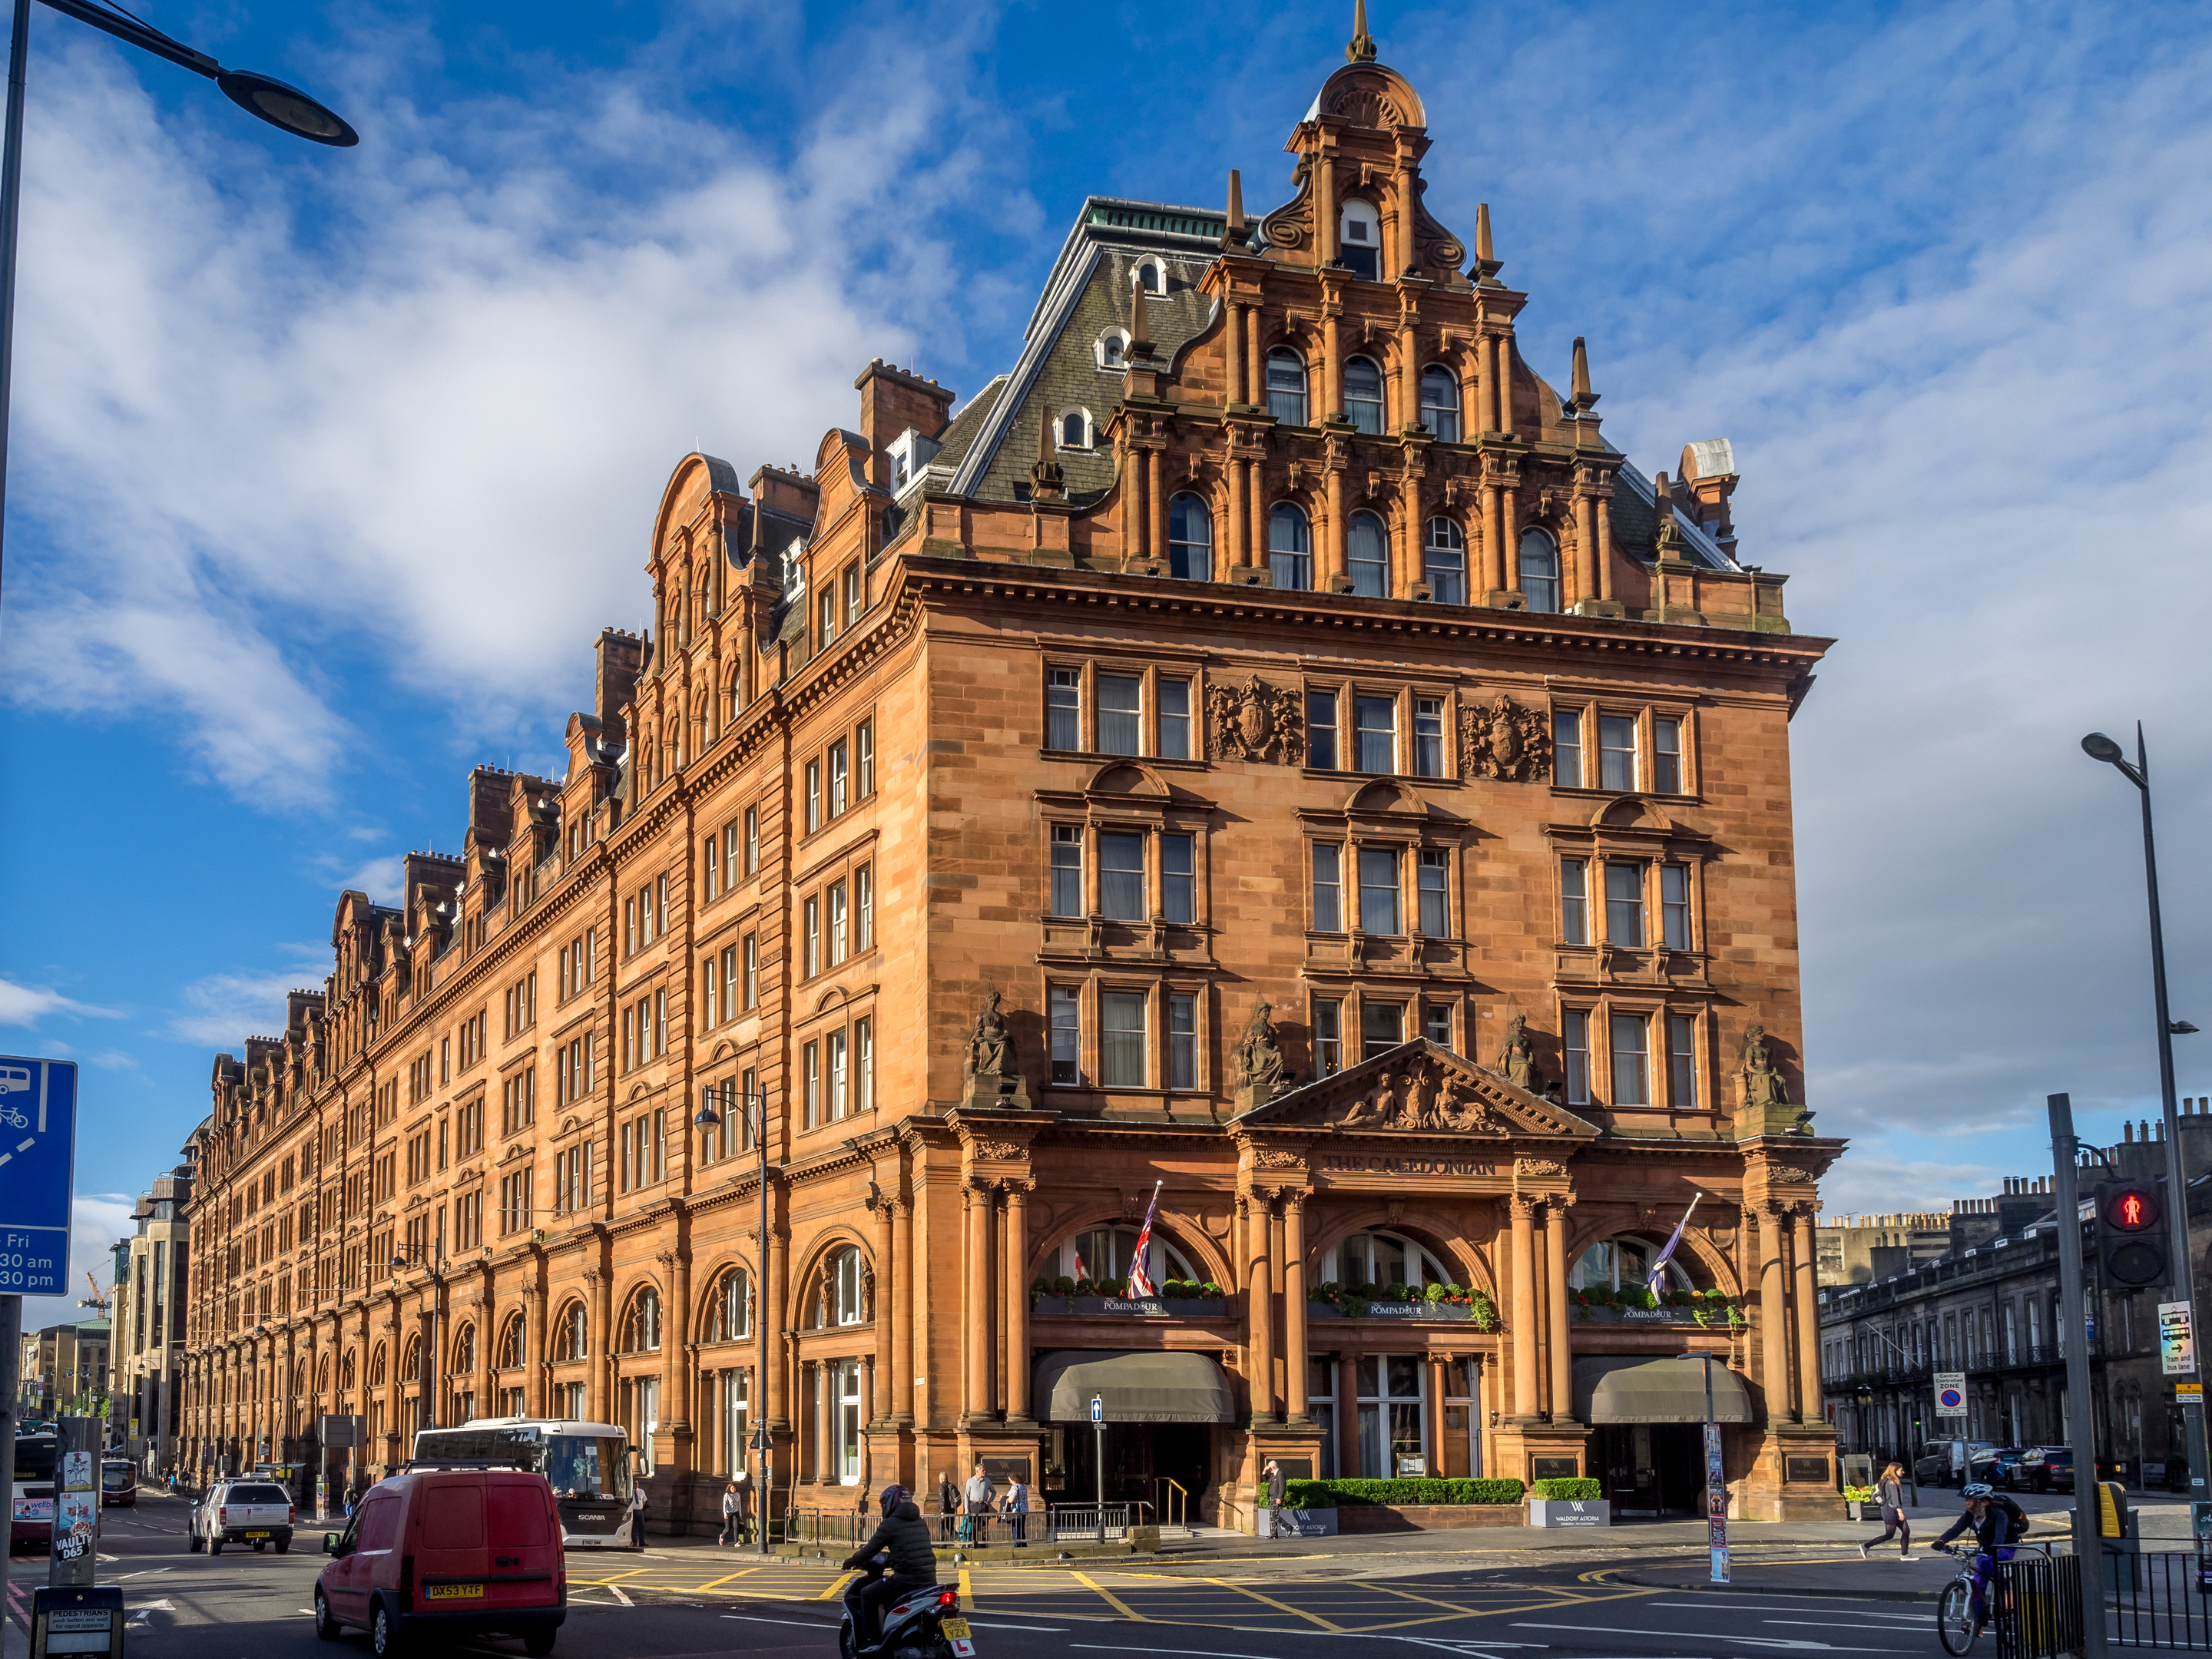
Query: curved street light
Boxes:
[{"xmin": 2081, "ymin": 724, "xmax": 2206, "ymax": 1502}]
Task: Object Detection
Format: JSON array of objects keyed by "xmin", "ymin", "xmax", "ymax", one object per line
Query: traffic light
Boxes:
[{"xmin": 2096, "ymin": 1180, "xmax": 2168, "ymax": 1289}]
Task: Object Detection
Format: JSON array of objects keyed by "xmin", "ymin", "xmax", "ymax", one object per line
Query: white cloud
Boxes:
[
  {"xmin": 0, "ymin": 979, "xmax": 117, "ymax": 1028},
  {"xmin": 168, "ymin": 955, "xmax": 327, "ymax": 1049},
  {"xmin": 336, "ymin": 855, "xmax": 404, "ymax": 906},
  {"xmin": 5, "ymin": 14, "xmax": 1016, "ymax": 805}
]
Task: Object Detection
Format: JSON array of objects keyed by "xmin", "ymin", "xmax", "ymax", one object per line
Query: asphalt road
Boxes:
[{"xmin": 0, "ymin": 1489, "xmax": 1963, "ymax": 1659}]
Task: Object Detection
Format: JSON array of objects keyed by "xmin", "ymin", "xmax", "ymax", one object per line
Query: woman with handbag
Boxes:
[{"xmin": 1858, "ymin": 1461, "xmax": 1914, "ymax": 1560}]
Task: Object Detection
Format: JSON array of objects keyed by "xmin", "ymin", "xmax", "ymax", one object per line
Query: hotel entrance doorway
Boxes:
[{"xmin": 1597, "ymin": 1423, "xmax": 1704, "ymax": 1515}]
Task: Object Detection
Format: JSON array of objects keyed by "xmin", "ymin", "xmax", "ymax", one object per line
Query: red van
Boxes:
[{"xmin": 313, "ymin": 1468, "xmax": 566, "ymax": 1657}]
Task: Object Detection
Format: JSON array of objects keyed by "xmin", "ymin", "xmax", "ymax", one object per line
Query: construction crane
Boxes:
[{"xmin": 76, "ymin": 1269, "xmax": 111, "ymax": 1318}]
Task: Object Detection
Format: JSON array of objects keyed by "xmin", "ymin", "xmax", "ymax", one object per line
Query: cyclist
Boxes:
[{"xmin": 1933, "ymin": 1482, "xmax": 2029, "ymax": 1637}]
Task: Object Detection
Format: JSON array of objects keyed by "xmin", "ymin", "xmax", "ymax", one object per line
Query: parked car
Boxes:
[
  {"xmin": 1965, "ymin": 1446, "xmax": 2024, "ymax": 1489},
  {"xmin": 188, "ymin": 1479, "xmax": 294, "ymax": 1555},
  {"xmin": 99, "ymin": 1460, "xmax": 135, "ymax": 1508},
  {"xmin": 2028, "ymin": 1447, "xmax": 2075, "ymax": 1493},
  {"xmin": 1913, "ymin": 1446, "xmax": 1952, "ymax": 1486},
  {"xmin": 1918, "ymin": 1439, "xmax": 1998, "ymax": 1488},
  {"xmin": 313, "ymin": 1465, "xmax": 566, "ymax": 1659}
]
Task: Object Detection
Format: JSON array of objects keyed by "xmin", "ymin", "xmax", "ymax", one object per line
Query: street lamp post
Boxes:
[
  {"xmin": 697, "ymin": 1078, "xmax": 776, "ymax": 1556},
  {"xmin": 0, "ymin": 0, "xmax": 355, "ymax": 591},
  {"xmin": 2082, "ymin": 727, "xmax": 2207, "ymax": 1502}
]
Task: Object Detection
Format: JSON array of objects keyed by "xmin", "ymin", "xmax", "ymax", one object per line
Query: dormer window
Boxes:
[
  {"xmin": 1057, "ymin": 408, "xmax": 1094, "ymax": 450},
  {"xmin": 1132, "ymin": 259, "xmax": 1166, "ymax": 296},
  {"xmin": 1095, "ymin": 329, "xmax": 1128, "ymax": 371},
  {"xmin": 1339, "ymin": 200, "xmax": 1382, "ymax": 280}
]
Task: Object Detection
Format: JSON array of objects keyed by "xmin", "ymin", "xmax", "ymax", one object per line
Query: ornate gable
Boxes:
[{"xmin": 1233, "ymin": 1038, "xmax": 1598, "ymax": 1141}]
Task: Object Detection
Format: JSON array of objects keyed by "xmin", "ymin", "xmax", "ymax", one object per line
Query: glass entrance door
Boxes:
[
  {"xmin": 836, "ymin": 1361, "xmax": 862, "ymax": 1484},
  {"xmin": 1356, "ymin": 1355, "xmax": 1427, "ymax": 1477}
]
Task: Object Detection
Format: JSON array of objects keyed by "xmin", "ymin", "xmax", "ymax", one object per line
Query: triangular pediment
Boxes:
[{"xmin": 1233, "ymin": 1038, "xmax": 1599, "ymax": 1140}]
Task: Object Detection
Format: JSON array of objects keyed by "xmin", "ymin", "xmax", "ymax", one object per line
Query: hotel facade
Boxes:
[{"xmin": 178, "ymin": 19, "xmax": 1843, "ymax": 1528}]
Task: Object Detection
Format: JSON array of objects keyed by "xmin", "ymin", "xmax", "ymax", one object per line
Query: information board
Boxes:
[{"xmin": 0, "ymin": 1057, "xmax": 78, "ymax": 1296}]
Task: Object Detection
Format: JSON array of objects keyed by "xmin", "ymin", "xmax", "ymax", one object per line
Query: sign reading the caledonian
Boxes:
[{"xmin": 1320, "ymin": 1154, "xmax": 1500, "ymax": 1178}]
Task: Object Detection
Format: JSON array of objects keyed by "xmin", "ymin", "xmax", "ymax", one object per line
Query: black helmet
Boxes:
[{"xmin": 879, "ymin": 1483, "xmax": 908, "ymax": 1517}]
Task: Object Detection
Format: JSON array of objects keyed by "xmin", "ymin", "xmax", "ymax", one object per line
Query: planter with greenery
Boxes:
[
  {"xmin": 1284, "ymin": 1477, "xmax": 1526, "ymax": 1508},
  {"xmin": 1568, "ymin": 1286, "xmax": 1745, "ymax": 1326},
  {"xmin": 1308, "ymin": 1282, "xmax": 1502, "ymax": 1328},
  {"xmin": 1029, "ymin": 1276, "xmax": 1227, "ymax": 1316}
]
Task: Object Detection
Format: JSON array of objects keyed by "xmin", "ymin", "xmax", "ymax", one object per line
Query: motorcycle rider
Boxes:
[{"xmin": 840, "ymin": 1484, "xmax": 937, "ymax": 1653}]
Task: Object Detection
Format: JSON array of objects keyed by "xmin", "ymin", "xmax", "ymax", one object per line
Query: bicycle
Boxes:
[{"xmin": 1934, "ymin": 1539, "xmax": 2049, "ymax": 1655}]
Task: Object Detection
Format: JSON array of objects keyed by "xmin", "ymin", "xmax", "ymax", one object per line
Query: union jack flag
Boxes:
[{"xmin": 1125, "ymin": 1180, "xmax": 1164, "ymax": 1297}]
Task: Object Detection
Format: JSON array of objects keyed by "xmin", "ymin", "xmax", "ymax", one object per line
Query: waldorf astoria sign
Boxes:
[{"xmin": 1319, "ymin": 1154, "xmax": 1502, "ymax": 1179}]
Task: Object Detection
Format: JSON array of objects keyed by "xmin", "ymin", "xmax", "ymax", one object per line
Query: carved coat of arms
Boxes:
[
  {"xmin": 1459, "ymin": 694, "xmax": 1551, "ymax": 783},
  {"xmin": 1208, "ymin": 675, "xmax": 1305, "ymax": 765}
]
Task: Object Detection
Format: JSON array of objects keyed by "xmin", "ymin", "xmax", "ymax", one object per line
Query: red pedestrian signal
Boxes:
[
  {"xmin": 2104, "ymin": 1186, "xmax": 2160, "ymax": 1232},
  {"xmin": 2094, "ymin": 1181, "xmax": 2168, "ymax": 1289}
]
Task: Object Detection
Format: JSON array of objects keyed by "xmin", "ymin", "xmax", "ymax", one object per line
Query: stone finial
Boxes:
[
  {"xmin": 1653, "ymin": 469, "xmax": 1683, "ymax": 554},
  {"xmin": 1347, "ymin": 0, "xmax": 1377, "ymax": 63},
  {"xmin": 1127, "ymin": 268, "xmax": 1154, "ymax": 359},
  {"xmin": 1030, "ymin": 408, "xmax": 1065, "ymax": 502},
  {"xmin": 1222, "ymin": 168, "xmax": 1246, "ymax": 252},
  {"xmin": 1568, "ymin": 336, "xmax": 1600, "ymax": 413},
  {"xmin": 1472, "ymin": 203, "xmax": 1502, "ymax": 283}
]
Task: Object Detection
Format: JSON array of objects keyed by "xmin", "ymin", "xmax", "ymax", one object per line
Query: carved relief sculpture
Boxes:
[
  {"xmin": 960, "ymin": 987, "xmax": 1033, "ymax": 1111},
  {"xmin": 1735, "ymin": 1022, "xmax": 1813, "ymax": 1137},
  {"xmin": 1494, "ymin": 1011, "xmax": 1537, "ymax": 1091},
  {"xmin": 1232, "ymin": 1001, "xmax": 1291, "ymax": 1111},
  {"xmin": 1207, "ymin": 675, "xmax": 1305, "ymax": 765},
  {"xmin": 1459, "ymin": 695, "xmax": 1552, "ymax": 784}
]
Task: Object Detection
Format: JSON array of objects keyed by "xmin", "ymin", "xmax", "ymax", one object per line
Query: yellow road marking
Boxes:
[
  {"xmin": 959, "ymin": 1567, "xmax": 973, "ymax": 1611},
  {"xmin": 1200, "ymin": 1576, "xmax": 1346, "ymax": 1634},
  {"xmin": 817, "ymin": 1571, "xmax": 858, "ymax": 1601},
  {"xmin": 1071, "ymin": 1570, "xmax": 1143, "ymax": 1621},
  {"xmin": 690, "ymin": 1569, "xmax": 768, "ymax": 1591},
  {"xmin": 1366, "ymin": 1581, "xmax": 1489, "ymax": 1615}
]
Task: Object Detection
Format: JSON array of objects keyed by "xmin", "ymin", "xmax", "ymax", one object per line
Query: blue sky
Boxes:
[{"xmin": 4, "ymin": 0, "xmax": 2210, "ymax": 1328}]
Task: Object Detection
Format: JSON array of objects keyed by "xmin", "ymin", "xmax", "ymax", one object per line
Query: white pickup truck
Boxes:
[{"xmin": 190, "ymin": 1479, "xmax": 295, "ymax": 1555}]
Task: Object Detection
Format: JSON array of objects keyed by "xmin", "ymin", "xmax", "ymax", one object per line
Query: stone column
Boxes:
[
  {"xmin": 1005, "ymin": 1182, "xmax": 1032, "ymax": 1422},
  {"xmin": 1792, "ymin": 1207, "xmax": 1822, "ymax": 1423},
  {"xmin": 588, "ymin": 1270, "xmax": 613, "ymax": 1426},
  {"xmin": 1336, "ymin": 1350, "xmax": 1359, "ymax": 1477},
  {"xmin": 1492, "ymin": 332, "xmax": 1514, "ymax": 434},
  {"xmin": 1428, "ymin": 1355, "xmax": 1449, "ymax": 1472},
  {"xmin": 1595, "ymin": 493, "xmax": 1614, "ymax": 598},
  {"xmin": 1227, "ymin": 439, "xmax": 1247, "ymax": 575},
  {"xmin": 1247, "ymin": 458, "xmax": 1267, "ymax": 569},
  {"xmin": 1482, "ymin": 482, "xmax": 1505, "ymax": 594},
  {"xmin": 664, "ymin": 1246, "xmax": 691, "ymax": 1463},
  {"xmin": 1121, "ymin": 424, "xmax": 1141, "ymax": 554},
  {"xmin": 1245, "ymin": 1195, "xmax": 1274, "ymax": 1423},
  {"xmin": 1759, "ymin": 1204, "xmax": 1793, "ymax": 1424},
  {"xmin": 1148, "ymin": 448, "xmax": 1167, "ymax": 561},
  {"xmin": 1323, "ymin": 307, "xmax": 1343, "ymax": 429},
  {"xmin": 872, "ymin": 1193, "xmax": 896, "ymax": 1423},
  {"xmin": 765, "ymin": 1224, "xmax": 788, "ymax": 1432},
  {"xmin": 892, "ymin": 1199, "xmax": 915, "ymax": 1423},
  {"xmin": 1500, "ymin": 482, "xmax": 1519, "ymax": 591},
  {"xmin": 1397, "ymin": 320, "xmax": 1419, "ymax": 433},
  {"xmin": 1545, "ymin": 1199, "xmax": 1576, "ymax": 1424},
  {"xmin": 1223, "ymin": 300, "xmax": 1243, "ymax": 409},
  {"xmin": 1314, "ymin": 141, "xmax": 1337, "ymax": 267},
  {"xmin": 1284, "ymin": 1196, "xmax": 1309, "ymax": 1424},
  {"xmin": 1324, "ymin": 459, "xmax": 1347, "ymax": 591},
  {"xmin": 1508, "ymin": 1196, "xmax": 1538, "ymax": 1419},
  {"xmin": 1246, "ymin": 310, "xmax": 1263, "ymax": 414},
  {"xmin": 963, "ymin": 1182, "xmax": 994, "ymax": 1424}
]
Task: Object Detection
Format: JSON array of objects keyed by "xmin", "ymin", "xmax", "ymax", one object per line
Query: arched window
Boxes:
[
  {"xmin": 555, "ymin": 1301, "xmax": 588, "ymax": 1363},
  {"xmin": 1265, "ymin": 349, "xmax": 1309, "ymax": 426},
  {"xmin": 401, "ymin": 1333, "xmax": 421, "ymax": 1384},
  {"xmin": 1424, "ymin": 517, "xmax": 1466, "ymax": 605},
  {"xmin": 1096, "ymin": 330, "xmax": 1128, "ymax": 371},
  {"xmin": 1132, "ymin": 259, "xmax": 1165, "ymax": 296},
  {"xmin": 1058, "ymin": 409, "xmax": 1092, "ymax": 450},
  {"xmin": 1518, "ymin": 528, "xmax": 1561, "ymax": 614},
  {"xmin": 496, "ymin": 1311, "xmax": 526, "ymax": 1370},
  {"xmin": 1344, "ymin": 356, "xmax": 1385, "ymax": 435},
  {"xmin": 1571, "ymin": 1235, "xmax": 1696, "ymax": 1296},
  {"xmin": 339, "ymin": 1350, "xmax": 356, "ymax": 1391},
  {"xmin": 449, "ymin": 1323, "xmax": 475, "ymax": 1378},
  {"xmin": 1347, "ymin": 511, "xmax": 1390, "ymax": 598},
  {"xmin": 727, "ymin": 664, "xmax": 743, "ymax": 720},
  {"xmin": 710, "ymin": 1266, "xmax": 751, "ymax": 1342},
  {"xmin": 821, "ymin": 1246, "xmax": 866, "ymax": 1327},
  {"xmin": 1268, "ymin": 504, "xmax": 1313, "ymax": 591},
  {"xmin": 1321, "ymin": 1230, "xmax": 1452, "ymax": 1290},
  {"xmin": 622, "ymin": 1288, "xmax": 661, "ymax": 1353},
  {"xmin": 1058, "ymin": 1224, "xmax": 1198, "ymax": 1288},
  {"xmin": 1419, "ymin": 366, "xmax": 1460, "ymax": 442},
  {"xmin": 1339, "ymin": 199, "xmax": 1382, "ymax": 280},
  {"xmin": 1167, "ymin": 494, "xmax": 1212, "ymax": 582},
  {"xmin": 369, "ymin": 1344, "xmax": 387, "ymax": 1389},
  {"xmin": 315, "ymin": 1354, "xmax": 329, "ymax": 1392}
]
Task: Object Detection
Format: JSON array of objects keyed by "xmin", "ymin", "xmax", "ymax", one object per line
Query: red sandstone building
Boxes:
[{"xmin": 179, "ymin": 18, "xmax": 1842, "ymax": 1528}]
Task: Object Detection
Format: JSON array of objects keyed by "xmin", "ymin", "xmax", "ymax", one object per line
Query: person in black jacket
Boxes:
[
  {"xmin": 841, "ymin": 1485, "xmax": 937, "ymax": 1651},
  {"xmin": 1933, "ymin": 1484, "xmax": 2028, "ymax": 1633}
]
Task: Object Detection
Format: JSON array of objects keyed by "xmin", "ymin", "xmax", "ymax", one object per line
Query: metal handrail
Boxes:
[{"xmin": 1154, "ymin": 1478, "xmax": 1187, "ymax": 1533}]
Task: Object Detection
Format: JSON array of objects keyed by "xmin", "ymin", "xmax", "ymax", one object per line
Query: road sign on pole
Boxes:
[
  {"xmin": 2163, "ymin": 1304, "xmax": 2197, "ymax": 1376},
  {"xmin": 1934, "ymin": 1372, "xmax": 1968, "ymax": 1418},
  {"xmin": 0, "ymin": 1056, "xmax": 77, "ymax": 1296}
]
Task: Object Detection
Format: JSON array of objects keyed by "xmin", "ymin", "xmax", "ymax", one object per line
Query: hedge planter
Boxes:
[
  {"xmin": 1307, "ymin": 1300, "xmax": 1484, "ymax": 1323},
  {"xmin": 1528, "ymin": 1498, "xmax": 1611, "ymax": 1528},
  {"xmin": 1031, "ymin": 1296, "xmax": 1230, "ymax": 1319},
  {"xmin": 1575, "ymin": 1305, "xmax": 1745, "ymax": 1327},
  {"xmin": 1335, "ymin": 1504, "xmax": 1527, "ymax": 1532}
]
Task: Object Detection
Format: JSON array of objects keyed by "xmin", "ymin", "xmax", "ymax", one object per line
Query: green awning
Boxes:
[
  {"xmin": 1034, "ymin": 1349, "xmax": 1237, "ymax": 1424},
  {"xmin": 1573, "ymin": 1356, "xmax": 1754, "ymax": 1425}
]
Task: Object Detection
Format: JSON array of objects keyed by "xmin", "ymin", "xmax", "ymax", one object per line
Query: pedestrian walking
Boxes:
[
  {"xmin": 962, "ymin": 1463, "xmax": 995, "ymax": 1546},
  {"xmin": 719, "ymin": 1480, "xmax": 743, "ymax": 1547},
  {"xmin": 1263, "ymin": 1458, "xmax": 1287, "ymax": 1537},
  {"xmin": 1858, "ymin": 1461, "xmax": 1914, "ymax": 1560},
  {"xmin": 731, "ymin": 1468, "xmax": 753, "ymax": 1545},
  {"xmin": 1002, "ymin": 1472, "xmax": 1030, "ymax": 1548}
]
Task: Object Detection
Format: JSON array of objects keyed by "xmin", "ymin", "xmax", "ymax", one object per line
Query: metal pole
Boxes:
[
  {"xmin": 0, "ymin": 1290, "xmax": 21, "ymax": 1657},
  {"xmin": 2128, "ymin": 729, "xmax": 2208, "ymax": 1504},
  {"xmin": 755, "ymin": 1081, "xmax": 770, "ymax": 1557},
  {"xmin": 2050, "ymin": 1092, "xmax": 2110, "ymax": 1659},
  {"xmin": 0, "ymin": 0, "xmax": 30, "ymax": 601}
]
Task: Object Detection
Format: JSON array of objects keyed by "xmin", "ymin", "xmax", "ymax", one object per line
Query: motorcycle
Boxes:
[{"xmin": 838, "ymin": 1557, "xmax": 976, "ymax": 1659}]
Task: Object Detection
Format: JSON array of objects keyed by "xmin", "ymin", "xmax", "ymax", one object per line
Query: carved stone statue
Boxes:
[
  {"xmin": 1207, "ymin": 675, "xmax": 1305, "ymax": 766},
  {"xmin": 1459, "ymin": 694, "xmax": 1552, "ymax": 784},
  {"xmin": 1494, "ymin": 1012, "xmax": 1537, "ymax": 1091},
  {"xmin": 1232, "ymin": 1001, "xmax": 1289, "ymax": 1110},
  {"xmin": 1735, "ymin": 1023, "xmax": 1812, "ymax": 1136},
  {"xmin": 960, "ymin": 988, "xmax": 1031, "ymax": 1111}
]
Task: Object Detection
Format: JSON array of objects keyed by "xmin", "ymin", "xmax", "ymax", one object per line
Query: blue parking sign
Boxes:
[{"xmin": 0, "ymin": 1058, "xmax": 76, "ymax": 1296}]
